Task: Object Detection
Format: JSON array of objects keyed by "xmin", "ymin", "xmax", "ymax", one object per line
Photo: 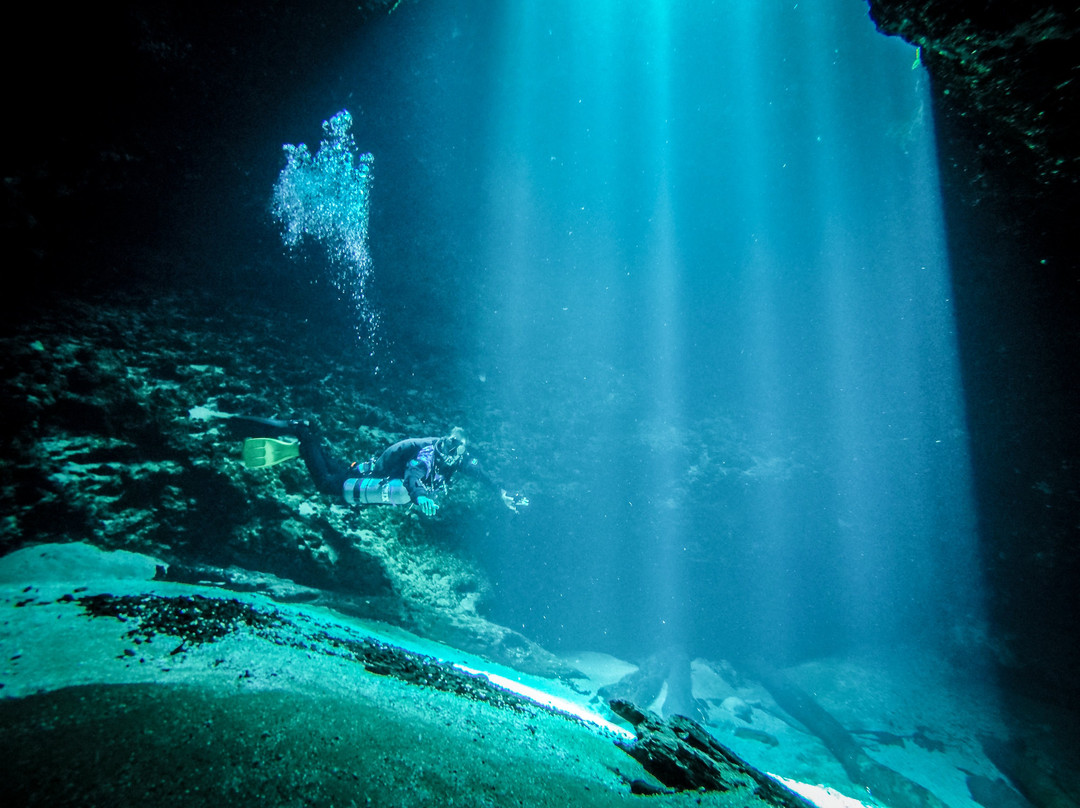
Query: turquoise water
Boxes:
[
  {"xmin": 9, "ymin": 1, "xmax": 1077, "ymax": 805},
  {"xmin": 301, "ymin": 0, "xmax": 980, "ymax": 666}
]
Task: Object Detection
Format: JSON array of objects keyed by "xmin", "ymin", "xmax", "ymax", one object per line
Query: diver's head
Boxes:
[{"xmin": 435, "ymin": 427, "xmax": 468, "ymax": 467}]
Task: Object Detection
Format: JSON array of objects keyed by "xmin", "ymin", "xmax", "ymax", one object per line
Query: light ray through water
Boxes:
[{"xmin": 469, "ymin": 0, "xmax": 983, "ymax": 675}]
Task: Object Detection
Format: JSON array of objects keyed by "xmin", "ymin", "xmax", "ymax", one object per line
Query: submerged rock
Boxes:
[
  {"xmin": 609, "ymin": 699, "xmax": 813, "ymax": 807},
  {"xmin": 734, "ymin": 727, "xmax": 779, "ymax": 747}
]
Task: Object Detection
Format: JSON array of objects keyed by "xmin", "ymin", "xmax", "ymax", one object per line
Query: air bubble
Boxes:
[{"xmin": 271, "ymin": 110, "xmax": 381, "ymax": 352}]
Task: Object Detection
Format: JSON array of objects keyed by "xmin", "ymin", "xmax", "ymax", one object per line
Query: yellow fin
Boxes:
[{"xmin": 242, "ymin": 437, "xmax": 301, "ymax": 468}]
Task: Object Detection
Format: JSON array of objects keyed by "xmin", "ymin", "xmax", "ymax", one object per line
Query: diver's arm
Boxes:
[
  {"xmin": 402, "ymin": 457, "xmax": 430, "ymax": 504},
  {"xmin": 401, "ymin": 451, "xmax": 440, "ymax": 515}
]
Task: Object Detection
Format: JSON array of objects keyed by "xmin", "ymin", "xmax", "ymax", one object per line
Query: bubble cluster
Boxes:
[{"xmin": 271, "ymin": 110, "xmax": 380, "ymax": 349}]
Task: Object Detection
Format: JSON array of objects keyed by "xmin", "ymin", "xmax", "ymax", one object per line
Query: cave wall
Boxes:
[{"xmin": 867, "ymin": 1, "xmax": 1077, "ymax": 191}]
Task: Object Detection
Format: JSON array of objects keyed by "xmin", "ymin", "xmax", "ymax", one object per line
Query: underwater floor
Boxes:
[{"xmin": 1, "ymin": 543, "xmax": 1072, "ymax": 808}]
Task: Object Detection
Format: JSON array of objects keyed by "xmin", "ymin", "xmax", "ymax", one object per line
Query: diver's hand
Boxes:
[
  {"xmin": 501, "ymin": 490, "xmax": 530, "ymax": 512},
  {"xmin": 416, "ymin": 496, "xmax": 440, "ymax": 516}
]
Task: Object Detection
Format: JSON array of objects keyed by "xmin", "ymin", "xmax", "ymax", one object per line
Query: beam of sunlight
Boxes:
[
  {"xmin": 470, "ymin": 0, "xmax": 988, "ymax": 707},
  {"xmin": 793, "ymin": 4, "xmax": 983, "ymax": 656}
]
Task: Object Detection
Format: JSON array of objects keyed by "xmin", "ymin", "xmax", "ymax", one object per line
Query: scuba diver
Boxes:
[{"xmin": 234, "ymin": 416, "xmax": 529, "ymax": 516}]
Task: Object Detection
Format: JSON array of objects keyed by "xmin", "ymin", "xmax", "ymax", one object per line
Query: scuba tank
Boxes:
[{"xmin": 343, "ymin": 477, "xmax": 412, "ymax": 506}]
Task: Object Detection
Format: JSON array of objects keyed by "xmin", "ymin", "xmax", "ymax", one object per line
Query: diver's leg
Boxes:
[
  {"xmin": 229, "ymin": 416, "xmax": 354, "ymax": 498},
  {"xmin": 226, "ymin": 415, "xmax": 308, "ymax": 439},
  {"xmin": 293, "ymin": 423, "xmax": 353, "ymax": 496}
]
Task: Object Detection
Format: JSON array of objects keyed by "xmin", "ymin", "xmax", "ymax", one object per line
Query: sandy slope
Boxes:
[
  {"xmin": 0, "ymin": 542, "xmax": 754, "ymax": 807},
  {"xmin": 4, "ymin": 542, "xmax": 1072, "ymax": 808}
]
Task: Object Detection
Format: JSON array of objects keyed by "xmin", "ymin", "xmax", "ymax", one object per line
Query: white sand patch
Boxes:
[
  {"xmin": 770, "ymin": 775, "xmax": 877, "ymax": 808},
  {"xmin": 563, "ymin": 650, "xmax": 638, "ymax": 687},
  {"xmin": 454, "ymin": 664, "xmax": 634, "ymax": 740}
]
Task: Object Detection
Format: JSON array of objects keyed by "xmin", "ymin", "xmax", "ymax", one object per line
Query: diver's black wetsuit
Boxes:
[
  {"xmin": 293, "ymin": 423, "xmax": 354, "ymax": 496},
  {"xmin": 239, "ymin": 417, "xmax": 499, "ymax": 507}
]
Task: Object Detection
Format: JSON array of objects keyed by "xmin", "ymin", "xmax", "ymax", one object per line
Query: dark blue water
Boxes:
[{"xmin": 277, "ymin": 0, "xmax": 979, "ymax": 667}]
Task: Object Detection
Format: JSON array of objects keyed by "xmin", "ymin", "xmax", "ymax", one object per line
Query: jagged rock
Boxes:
[{"xmin": 608, "ymin": 699, "xmax": 814, "ymax": 808}]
